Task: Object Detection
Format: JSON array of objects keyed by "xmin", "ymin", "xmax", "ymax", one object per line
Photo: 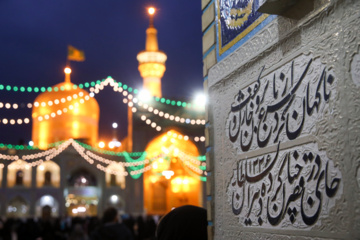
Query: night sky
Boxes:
[{"xmin": 0, "ymin": 1, "xmax": 203, "ymax": 144}]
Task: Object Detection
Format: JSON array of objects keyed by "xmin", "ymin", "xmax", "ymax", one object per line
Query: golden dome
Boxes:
[
  {"xmin": 143, "ymin": 129, "xmax": 202, "ymax": 215},
  {"xmin": 32, "ymin": 70, "xmax": 99, "ymax": 149}
]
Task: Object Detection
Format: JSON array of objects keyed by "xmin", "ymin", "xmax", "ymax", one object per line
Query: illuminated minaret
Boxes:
[{"xmin": 137, "ymin": 7, "xmax": 167, "ymax": 98}]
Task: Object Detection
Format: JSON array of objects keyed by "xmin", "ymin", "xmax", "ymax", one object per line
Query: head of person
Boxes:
[
  {"xmin": 102, "ymin": 207, "xmax": 118, "ymax": 224},
  {"xmin": 156, "ymin": 205, "xmax": 207, "ymax": 240}
]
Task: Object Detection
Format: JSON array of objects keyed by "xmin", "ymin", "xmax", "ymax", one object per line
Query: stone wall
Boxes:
[{"xmin": 203, "ymin": 0, "xmax": 360, "ymax": 239}]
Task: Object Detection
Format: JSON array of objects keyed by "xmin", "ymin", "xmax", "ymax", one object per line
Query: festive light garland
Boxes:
[
  {"xmin": 0, "ymin": 77, "xmax": 206, "ymax": 134},
  {"xmin": 0, "ymin": 80, "xmax": 105, "ymax": 93},
  {"xmin": 136, "ymin": 100, "xmax": 205, "ymax": 126},
  {"xmin": 0, "ymin": 139, "xmax": 207, "ymax": 181},
  {"xmin": 35, "ymin": 94, "xmax": 92, "ymax": 122},
  {"xmin": 87, "ymin": 78, "xmax": 206, "ymax": 139},
  {"xmin": 0, "ymin": 77, "xmax": 201, "ymax": 109},
  {"xmin": 0, "ymin": 117, "xmax": 30, "ymax": 125},
  {"xmin": 0, "ymin": 140, "xmax": 206, "ymax": 160}
]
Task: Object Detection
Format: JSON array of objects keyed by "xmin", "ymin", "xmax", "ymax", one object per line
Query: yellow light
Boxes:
[
  {"xmin": 161, "ymin": 146, "xmax": 169, "ymax": 154},
  {"xmin": 153, "ymin": 162, "xmax": 158, "ymax": 169},
  {"xmin": 64, "ymin": 67, "xmax": 72, "ymax": 74},
  {"xmin": 73, "ymin": 122, "xmax": 79, "ymax": 129},
  {"xmin": 173, "ymin": 148, "xmax": 179, "ymax": 157},
  {"xmin": 148, "ymin": 7, "xmax": 155, "ymax": 15},
  {"xmin": 150, "ymin": 176, "xmax": 157, "ymax": 183},
  {"xmin": 98, "ymin": 141, "xmax": 105, "ymax": 148},
  {"xmin": 39, "ymin": 165, "xmax": 45, "ymax": 171}
]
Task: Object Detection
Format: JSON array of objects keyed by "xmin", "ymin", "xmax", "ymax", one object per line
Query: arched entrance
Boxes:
[
  {"xmin": 36, "ymin": 161, "xmax": 60, "ymax": 187},
  {"xmin": 66, "ymin": 168, "xmax": 98, "ymax": 217},
  {"xmin": 6, "ymin": 196, "xmax": 29, "ymax": 218},
  {"xmin": 7, "ymin": 160, "xmax": 32, "ymax": 187},
  {"xmin": 35, "ymin": 195, "xmax": 60, "ymax": 218}
]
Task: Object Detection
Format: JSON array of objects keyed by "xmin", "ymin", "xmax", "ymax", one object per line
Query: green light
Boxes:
[
  {"xmin": 160, "ymin": 98, "xmax": 165, "ymax": 103},
  {"xmin": 166, "ymin": 99, "xmax": 170, "ymax": 104},
  {"xmin": 47, "ymin": 87, "xmax": 52, "ymax": 92},
  {"xmin": 73, "ymin": 85, "xmax": 77, "ymax": 89},
  {"xmin": 13, "ymin": 86, "xmax": 18, "ymax": 92},
  {"xmin": 155, "ymin": 97, "xmax": 160, "ymax": 102},
  {"xmin": 118, "ymin": 82, "xmax": 122, "ymax": 87},
  {"xmin": 6, "ymin": 85, "xmax": 11, "ymax": 91},
  {"xmin": 34, "ymin": 87, "xmax": 39, "ymax": 92},
  {"xmin": 177, "ymin": 101, "xmax": 181, "ymax": 106},
  {"xmin": 171, "ymin": 100, "xmax": 176, "ymax": 106},
  {"xmin": 128, "ymin": 87, "xmax": 132, "ymax": 92},
  {"xmin": 60, "ymin": 86, "xmax": 65, "ymax": 91},
  {"xmin": 0, "ymin": 143, "xmax": 4, "ymax": 148},
  {"xmin": 133, "ymin": 89, "xmax": 138, "ymax": 94},
  {"xmin": 0, "ymin": 85, "xmax": 4, "ymax": 90},
  {"xmin": 187, "ymin": 103, "xmax": 192, "ymax": 108},
  {"xmin": 96, "ymin": 80, "xmax": 101, "ymax": 85},
  {"xmin": 84, "ymin": 82, "xmax": 90, "ymax": 88},
  {"xmin": 123, "ymin": 84, "xmax": 128, "ymax": 90},
  {"xmin": 79, "ymin": 84, "xmax": 84, "ymax": 89},
  {"xmin": 54, "ymin": 87, "xmax": 59, "ymax": 92},
  {"xmin": 41, "ymin": 87, "xmax": 46, "ymax": 92},
  {"xmin": 91, "ymin": 82, "xmax": 95, "ymax": 86},
  {"xmin": 27, "ymin": 87, "xmax": 32, "ymax": 92},
  {"xmin": 182, "ymin": 102, "xmax": 187, "ymax": 107}
]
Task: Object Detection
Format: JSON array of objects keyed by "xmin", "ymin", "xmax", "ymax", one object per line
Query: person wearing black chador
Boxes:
[
  {"xmin": 156, "ymin": 205, "xmax": 207, "ymax": 240},
  {"xmin": 90, "ymin": 207, "xmax": 133, "ymax": 240}
]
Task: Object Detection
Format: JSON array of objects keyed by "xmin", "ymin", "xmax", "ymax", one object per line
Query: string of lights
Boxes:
[
  {"xmin": 0, "ymin": 139, "xmax": 207, "ymax": 181},
  {"xmin": 0, "ymin": 80, "xmax": 105, "ymax": 93},
  {"xmin": 0, "ymin": 75, "xmax": 196, "ymax": 110},
  {"xmin": 0, "ymin": 118, "xmax": 31, "ymax": 125},
  {"xmin": 0, "ymin": 77, "xmax": 205, "ymax": 133},
  {"xmin": 35, "ymin": 95, "xmax": 92, "ymax": 122},
  {"xmin": 0, "ymin": 139, "xmax": 206, "ymax": 161},
  {"xmin": 135, "ymin": 101, "xmax": 205, "ymax": 125}
]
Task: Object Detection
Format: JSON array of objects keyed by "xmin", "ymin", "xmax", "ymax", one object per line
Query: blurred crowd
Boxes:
[{"xmin": 0, "ymin": 214, "xmax": 158, "ymax": 240}]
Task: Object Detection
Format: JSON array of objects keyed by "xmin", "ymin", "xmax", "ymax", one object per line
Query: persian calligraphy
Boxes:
[
  {"xmin": 227, "ymin": 143, "xmax": 342, "ymax": 228},
  {"xmin": 225, "ymin": 55, "xmax": 342, "ymax": 228},
  {"xmin": 226, "ymin": 56, "xmax": 336, "ymax": 153}
]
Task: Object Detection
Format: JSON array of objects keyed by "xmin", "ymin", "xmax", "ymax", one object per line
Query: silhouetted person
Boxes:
[
  {"xmin": 69, "ymin": 223, "xmax": 87, "ymax": 240},
  {"xmin": 90, "ymin": 207, "xmax": 133, "ymax": 240},
  {"xmin": 156, "ymin": 205, "xmax": 207, "ymax": 240}
]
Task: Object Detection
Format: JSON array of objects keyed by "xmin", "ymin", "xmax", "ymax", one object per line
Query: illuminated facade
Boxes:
[{"xmin": 0, "ymin": 7, "xmax": 205, "ymax": 218}]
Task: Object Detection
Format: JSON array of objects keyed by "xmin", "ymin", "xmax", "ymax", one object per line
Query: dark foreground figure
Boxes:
[
  {"xmin": 156, "ymin": 205, "xmax": 207, "ymax": 240},
  {"xmin": 90, "ymin": 207, "xmax": 133, "ymax": 240}
]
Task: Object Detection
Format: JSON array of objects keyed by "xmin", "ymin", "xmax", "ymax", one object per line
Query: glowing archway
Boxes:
[
  {"xmin": 105, "ymin": 163, "xmax": 126, "ymax": 189},
  {"xmin": 36, "ymin": 161, "xmax": 60, "ymax": 187},
  {"xmin": 7, "ymin": 196, "xmax": 29, "ymax": 218},
  {"xmin": 35, "ymin": 195, "xmax": 59, "ymax": 217},
  {"xmin": 7, "ymin": 160, "xmax": 32, "ymax": 187},
  {"xmin": 144, "ymin": 129, "xmax": 203, "ymax": 215}
]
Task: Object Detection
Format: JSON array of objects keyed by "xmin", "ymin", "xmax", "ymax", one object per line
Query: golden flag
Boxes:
[{"xmin": 68, "ymin": 45, "xmax": 85, "ymax": 61}]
